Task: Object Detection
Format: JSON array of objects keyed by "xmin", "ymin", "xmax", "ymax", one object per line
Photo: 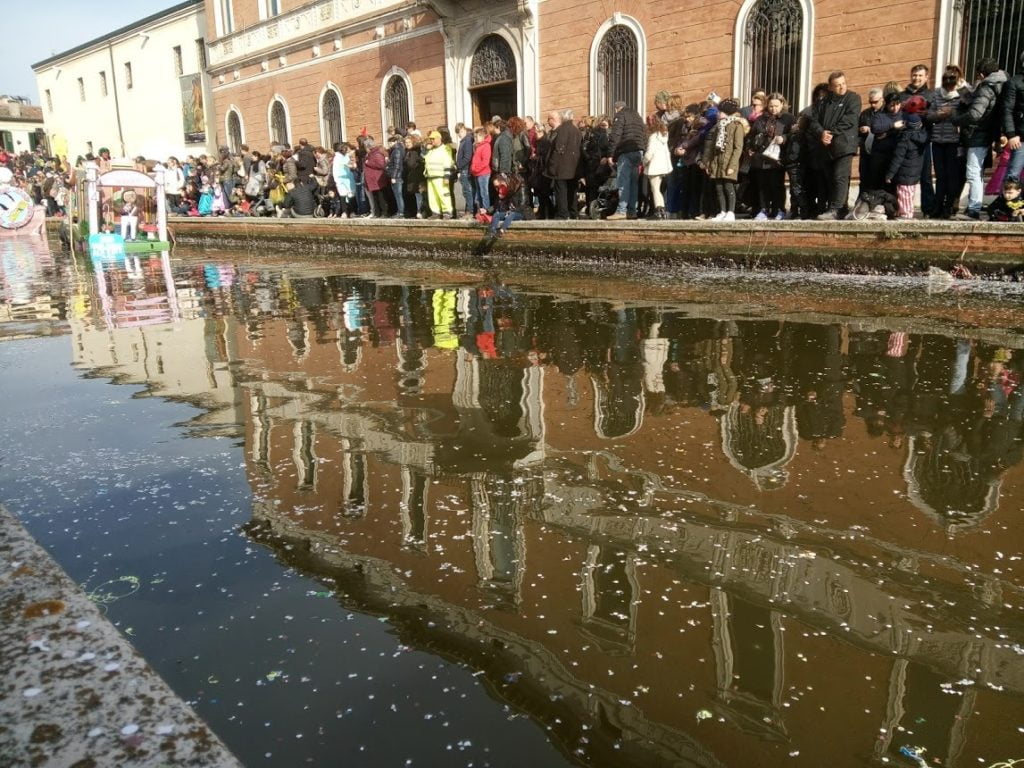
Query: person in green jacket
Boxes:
[{"xmin": 424, "ymin": 131, "xmax": 454, "ymax": 218}]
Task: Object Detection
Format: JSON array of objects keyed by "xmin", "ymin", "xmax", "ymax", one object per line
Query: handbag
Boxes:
[{"xmin": 761, "ymin": 141, "xmax": 781, "ymax": 164}]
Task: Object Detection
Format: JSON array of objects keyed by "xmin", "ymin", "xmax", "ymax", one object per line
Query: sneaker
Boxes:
[
  {"xmin": 722, "ymin": 211, "xmax": 736, "ymax": 222},
  {"xmin": 754, "ymin": 210, "xmax": 769, "ymax": 221},
  {"xmin": 773, "ymin": 211, "xmax": 786, "ymax": 221},
  {"xmin": 606, "ymin": 211, "xmax": 627, "ymax": 220},
  {"xmin": 816, "ymin": 210, "xmax": 838, "ymax": 221},
  {"xmin": 712, "ymin": 212, "xmax": 726, "ymax": 221},
  {"xmin": 416, "ymin": 213, "xmax": 424, "ymax": 219}
]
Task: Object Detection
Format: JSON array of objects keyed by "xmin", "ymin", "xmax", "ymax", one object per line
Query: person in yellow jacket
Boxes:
[{"xmin": 423, "ymin": 130, "xmax": 455, "ymax": 219}]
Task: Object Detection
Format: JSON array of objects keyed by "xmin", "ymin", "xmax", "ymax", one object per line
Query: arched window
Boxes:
[
  {"xmin": 955, "ymin": 0, "xmax": 1024, "ymax": 82},
  {"xmin": 735, "ymin": 0, "xmax": 811, "ymax": 110},
  {"xmin": 744, "ymin": 0, "xmax": 804, "ymax": 109},
  {"xmin": 594, "ymin": 24, "xmax": 640, "ymax": 117},
  {"xmin": 384, "ymin": 75, "xmax": 410, "ymax": 133},
  {"xmin": 470, "ymin": 35, "xmax": 516, "ymax": 87},
  {"xmin": 270, "ymin": 99, "xmax": 289, "ymax": 147},
  {"xmin": 226, "ymin": 109, "xmax": 243, "ymax": 153},
  {"xmin": 321, "ymin": 87, "xmax": 343, "ymax": 147}
]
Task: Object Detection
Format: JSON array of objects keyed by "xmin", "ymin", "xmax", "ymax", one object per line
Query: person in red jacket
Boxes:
[{"xmin": 470, "ymin": 127, "xmax": 492, "ymax": 213}]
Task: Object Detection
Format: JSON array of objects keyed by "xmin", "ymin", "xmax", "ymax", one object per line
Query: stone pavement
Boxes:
[{"xmin": 0, "ymin": 505, "xmax": 242, "ymax": 768}]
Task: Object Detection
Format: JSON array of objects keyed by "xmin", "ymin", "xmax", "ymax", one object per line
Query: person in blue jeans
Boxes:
[
  {"xmin": 604, "ymin": 100, "xmax": 647, "ymax": 220},
  {"xmin": 1003, "ymin": 52, "xmax": 1024, "ymax": 181},
  {"xmin": 487, "ymin": 173, "xmax": 523, "ymax": 237},
  {"xmin": 454, "ymin": 122, "xmax": 474, "ymax": 219}
]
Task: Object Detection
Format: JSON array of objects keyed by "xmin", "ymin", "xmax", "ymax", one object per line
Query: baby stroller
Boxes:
[{"xmin": 587, "ymin": 175, "xmax": 619, "ymax": 220}]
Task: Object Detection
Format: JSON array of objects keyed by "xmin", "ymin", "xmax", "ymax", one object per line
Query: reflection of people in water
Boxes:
[
  {"xmin": 787, "ymin": 323, "xmax": 847, "ymax": 448},
  {"xmin": 589, "ymin": 308, "xmax": 645, "ymax": 439},
  {"xmin": 904, "ymin": 344, "xmax": 1024, "ymax": 532}
]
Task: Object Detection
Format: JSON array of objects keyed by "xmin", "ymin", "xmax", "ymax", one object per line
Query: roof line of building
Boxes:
[{"xmin": 31, "ymin": 0, "xmax": 202, "ymax": 71}]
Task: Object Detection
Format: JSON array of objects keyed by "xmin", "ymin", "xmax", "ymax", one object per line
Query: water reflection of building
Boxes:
[
  {"xmin": 68, "ymin": 255, "xmax": 242, "ymax": 436},
  {"xmin": 222, "ymin": 275, "xmax": 1024, "ymax": 768}
]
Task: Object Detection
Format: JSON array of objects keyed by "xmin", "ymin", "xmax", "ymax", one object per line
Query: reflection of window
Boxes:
[
  {"xmin": 401, "ymin": 468, "xmax": 428, "ymax": 546},
  {"xmin": 227, "ymin": 110, "xmax": 243, "ymax": 153},
  {"xmin": 581, "ymin": 545, "xmax": 637, "ymax": 652},
  {"xmin": 293, "ymin": 421, "xmax": 316, "ymax": 491},
  {"xmin": 471, "ymin": 475, "xmax": 527, "ymax": 607},
  {"xmin": 743, "ymin": 0, "xmax": 804, "ymax": 109},
  {"xmin": 594, "ymin": 24, "xmax": 639, "ymax": 117},
  {"xmin": 270, "ymin": 99, "xmax": 289, "ymax": 146},
  {"xmin": 173, "ymin": 45, "xmax": 183, "ymax": 76},
  {"xmin": 955, "ymin": 0, "xmax": 1024, "ymax": 85},
  {"xmin": 321, "ymin": 87, "xmax": 343, "ymax": 148},
  {"xmin": 340, "ymin": 440, "xmax": 368, "ymax": 519},
  {"xmin": 384, "ymin": 75, "xmax": 410, "ymax": 132},
  {"xmin": 250, "ymin": 392, "xmax": 271, "ymax": 472}
]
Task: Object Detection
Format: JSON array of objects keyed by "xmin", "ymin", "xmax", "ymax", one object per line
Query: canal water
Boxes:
[{"xmin": 1, "ymin": 238, "xmax": 1023, "ymax": 768}]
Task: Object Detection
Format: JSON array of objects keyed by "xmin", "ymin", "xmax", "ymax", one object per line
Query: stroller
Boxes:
[{"xmin": 588, "ymin": 175, "xmax": 619, "ymax": 220}]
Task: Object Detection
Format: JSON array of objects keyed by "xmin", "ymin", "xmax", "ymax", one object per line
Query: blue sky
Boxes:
[{"xmin": 4, "ymin": 0, "xmax": 178, "ymax": 103}]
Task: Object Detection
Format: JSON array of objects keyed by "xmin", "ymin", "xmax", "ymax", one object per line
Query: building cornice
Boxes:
[
  {"xmin": 207, "ymin": 0, "xmax": 420, "ymax": 72},
  {"xmin": 31, "ymin": 0, "xmax": 202, "ymax": 72}
]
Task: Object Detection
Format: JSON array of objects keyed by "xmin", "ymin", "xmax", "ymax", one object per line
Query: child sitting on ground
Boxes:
[
  {"xmin": 987, "ymin": 177, "xmax": 1024, "ymax": 222},
  {"xmin": 488, "ymin": 172, "xmax": 523, "ymax": 237}
]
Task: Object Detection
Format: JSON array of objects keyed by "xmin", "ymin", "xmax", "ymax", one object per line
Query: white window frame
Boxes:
[
  {"xmin": 318, "ymin": 82, "xmax": 347, "ymax": 148},
  {"xmin": 267, "ymin": 94, "xmax": 292, "ymax": 147},
  {"xmin": 257, "ymin": 0, "xmax": 282, "ymax": 20},
  {"xmin": 225, "ymin": 105, "xmax": 245, "ymax": 150},
  {"xmin": 379, "ymin": 66, "xmax": 415, "ymax": 138},
  {"xmin": 589, "ymin": 13, "xmax": 647, "ymax": 117},
  {"xmin": 732, "ymin": 0, "xmax": 814, "ymax": 109},
  {"xmin": 215, "ymin": 0, "xmax": 234, "ymax": 37}
]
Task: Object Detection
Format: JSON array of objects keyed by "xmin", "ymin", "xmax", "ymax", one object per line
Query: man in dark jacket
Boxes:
[
  {"xmin": 545, "ymin": 109, "xmax": 582, "ymax": 219},
  {"xmin": 454, "ymin": 122, "xmax": 475, "ymax": 219},
  {"xmin": 949, "ymin": 57, "xmax": 1008, "ymax": 218},
  {"xmin": 808, "ymin": 71, "xmax": 862, "ymax": 219},
  {"xmin": 605, "ymin": 101, "xmax": 646, "ymax": 219},
  {"xmin": 490, "ymin": 120, "xmax": 514, "ymax": 176},
  {"xmin": 899, "ymin": 65, "xmax": 936, "ymax": 215},
  {"xmin": 1003, "ymin": 51, "xmax": 1024, "ymax": 183},
  {"xmin": 278, "ymin": 178, "xmax": 317, "ymax": 217}
]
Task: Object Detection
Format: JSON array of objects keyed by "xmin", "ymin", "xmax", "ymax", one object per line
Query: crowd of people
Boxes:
[{"xmin": 4, "ymin": 52, "xmax": 1024, "ymax": 230}]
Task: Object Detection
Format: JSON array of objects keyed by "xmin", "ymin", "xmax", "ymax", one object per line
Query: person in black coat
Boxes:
[
  {"xmin": 1003, "ymin": 51, "xmax": 1024, "ymax": 182},
  {"xmin": 885, "ymin": 109, "xmax": 929, "ymax": 219},
  {"xmin": 545, "ymin": 109, "xmax": 582, "ymax": 219},
  {"xmin": 807, "ymin": 71, "xmax": 862, "ymax": 219}
]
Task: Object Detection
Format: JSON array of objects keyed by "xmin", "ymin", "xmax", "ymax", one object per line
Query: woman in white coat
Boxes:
[{"xmin": 643, "ymin": 121, "xmax": 673, "ymax": 218}]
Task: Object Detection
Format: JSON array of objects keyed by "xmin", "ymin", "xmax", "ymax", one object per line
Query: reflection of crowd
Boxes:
[{"xmin": 205, "ymin": 268, "xmax": 1023, "ymax": 530}]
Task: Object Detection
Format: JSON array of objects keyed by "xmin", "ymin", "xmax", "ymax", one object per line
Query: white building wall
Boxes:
[
  {"xmin": 34, "ymin": 4, "xmax": 215, "ymax": 162},
  {"xmin": 0, "ymin": 118, "xmax": 45, "ymax": 153}
]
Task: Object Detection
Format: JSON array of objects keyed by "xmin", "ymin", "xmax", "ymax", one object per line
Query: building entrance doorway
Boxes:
[
  {"xmin": 469, "ymin": 35, "xmax": 518, "ymax": 124},
  {"xmin": 471, "ymin": 81, "xmax": 517, "ymax": 124}
]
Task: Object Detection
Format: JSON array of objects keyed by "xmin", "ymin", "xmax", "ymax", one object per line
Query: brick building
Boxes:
[{"xmin": 205, "ymin": 0, "xmax": 1022, "ymax": 150}]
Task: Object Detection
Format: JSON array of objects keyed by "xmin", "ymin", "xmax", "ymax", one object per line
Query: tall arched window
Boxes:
[
  {"xmin": 594, "ymin": 24, "xmax": 640, "ymax": 117},
  {"xmin": 384, "ymin": 76, "xmax": 410, "ymax": 133},
  {"xmin": 745, "ymin": 0, "xmax": 804, "ymax": 108},
  {"xmin": 226, "ymin": 109, "xmax": 243, "ymax": 153},
  {"xmin": 321, "ymin": 87, "xmax": 343, "ymax": 147},
  {"xmin": 955, "ymin": 0, "xmax": 1024, "ymax": 82},
  {"xmin": 470, "ymin": 35, "xmax": 517, "ymax": 87},
  {"xmin": 270, "ymin": 99, "xmax": 289, "ymax": 147},
  {"xmin": 734, "ymin": 0, "xmax": 811, "ymax": 110}
]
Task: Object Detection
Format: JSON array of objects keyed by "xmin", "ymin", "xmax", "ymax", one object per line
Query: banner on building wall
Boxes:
[{"xmin": 180, "ymin": 74, "xmax": 206, "ymax": 144}]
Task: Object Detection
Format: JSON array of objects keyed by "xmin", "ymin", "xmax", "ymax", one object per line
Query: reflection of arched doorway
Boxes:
[{"xmin": 470, "ymin": 34, "xmax": 517, "ymax": 124}]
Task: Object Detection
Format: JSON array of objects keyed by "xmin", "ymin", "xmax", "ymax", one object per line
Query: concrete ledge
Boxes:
[
  {"xmin": 150, "ymin": 215, "xmax": 1024, "ymax": 275},
  {"xmin": 0, "ymin": 505, "xmax": 241, "ymax": 768}
]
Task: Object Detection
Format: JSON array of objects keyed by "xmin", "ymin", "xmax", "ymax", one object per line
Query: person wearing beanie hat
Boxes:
[{"xmin": 885, "ymin": 103, "xmax": 929, "ymax": 219}]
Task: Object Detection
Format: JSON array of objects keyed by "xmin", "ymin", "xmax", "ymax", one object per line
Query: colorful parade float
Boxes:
[
  {"xmin": 72, "ymin": 161, "xmax": 170, "ymax": 258},
  {"xmin": 0, "ymin": 168, "xmax": 46, "ymax": 238}
]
